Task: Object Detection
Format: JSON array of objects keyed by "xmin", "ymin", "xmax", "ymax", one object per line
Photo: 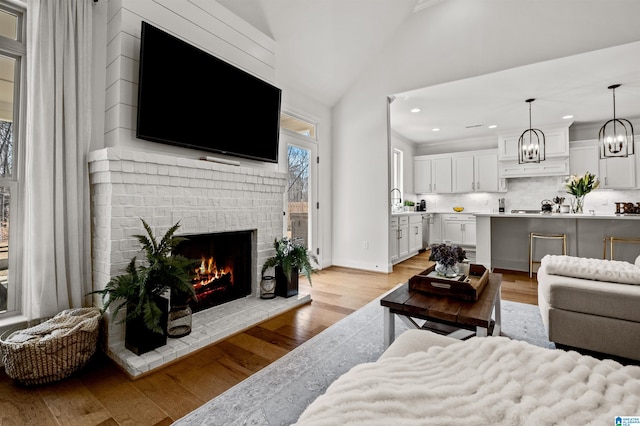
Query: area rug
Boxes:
[{"xmin": 174, "ymin": 294, "xmax": 553, "ymax": 426}]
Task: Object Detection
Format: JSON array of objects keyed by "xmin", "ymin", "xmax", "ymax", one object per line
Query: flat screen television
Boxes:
[{"xmin": 136, "ymin": 22, "xmax": 281, "ymax": 163}]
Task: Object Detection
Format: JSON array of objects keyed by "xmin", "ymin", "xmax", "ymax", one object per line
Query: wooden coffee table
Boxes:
[{"xmin": 380, "ymin": 272, "xmax": 502, "ymax": 348}]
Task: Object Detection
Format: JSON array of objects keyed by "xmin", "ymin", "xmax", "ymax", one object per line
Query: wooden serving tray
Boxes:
[{"xmin": 408, "ymin": 263, "xmax": 489, "ymax": 301}]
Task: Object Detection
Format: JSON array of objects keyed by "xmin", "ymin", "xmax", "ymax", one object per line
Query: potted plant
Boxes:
[
  {"xmin": 92, "ymin": 219, "xmax": 196, "ymax": 355},
  {"xmin": 564, "ymin": 171, "xmax": 599, "ymax": 213},
  {"xmin": 261, "ymin": 237, "xmax": 318, "ymax": 297},
  {"xmin": 429, "ymin": 243, "xmax": 466, "ymax": 278}
]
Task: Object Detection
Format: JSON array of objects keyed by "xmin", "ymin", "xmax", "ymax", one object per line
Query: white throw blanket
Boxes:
[
  {"xmin": 541, "ymin": 255, "xmax": 640, "ymax": 285},
  {"xmin": 294, "ymin": 336, "xmax": 640, "ymax": 425}
]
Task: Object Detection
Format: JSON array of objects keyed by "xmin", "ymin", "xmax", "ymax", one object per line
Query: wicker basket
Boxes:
[{"xmin": 0, "ymin": 307, "xmax": 102, "ymax": 385}]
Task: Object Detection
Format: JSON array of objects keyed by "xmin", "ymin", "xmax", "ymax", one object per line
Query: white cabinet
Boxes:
[
  {"xmin": 453, "ymin": 151, "xmax": 502, "ymax": 193},
  {"xmin": 413, "ymin": 158, "xmax": 432, "ymax": 193},
  {"xmin": 390, "ymin": 217, "xmax": 399, "ymax": 264},
  {"xmin": 452, "ymin": 155, "xmax": 474, "ymax": 193},
  {"xmin": 414, "ymin": 156, "xmax": 452, "ymax": 193},
  {"xmin": 390, "ymin": 215, "xmax": 411, "ymax": 264},
  {"xmin": 570, "ymin": 139, "xmax": 636, "ymax": 189},
  {"xmin": 432, "ymin": 157, "xmax": 452, "ymax": 193},
  {"xmin": 599, "ymin": 156, "xmax": 636, "ymax": 189},
  {"xmin": 418, "ymin": 150, "xmax": 501, "ymax": 194},
  {"xmin": 569, "ymin": 144, "xmax": 599, "ymax": 176},
  {"xmin": 441, "ymin": 214, "xmax": 476, "ymax": 246},
  {"xmin": 498, "ymin": 127, "xmax": 570, "ymax": 178},
  {"xmin": 409, "ymin": 215, "xmax": 423, "ymax": 254},
  {"xmin": 498, "ymin": 127, "xmax": 570, "ymax": 161},
  {"xmin": 475, "ymin": 152, "xmax": 501, "ymax": 192}
]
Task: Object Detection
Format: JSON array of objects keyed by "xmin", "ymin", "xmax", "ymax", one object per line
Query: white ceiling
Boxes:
[
  {"xmin": 390, "ymin": 41, "xmax": 640, "ymax": 145},
  {"xmin": 216, "ymin": 0, "xmax": 419, "ymax": 107},
  {"xmin": 216, "ymin": 0, "xmax": 640, "ymax": 147}
]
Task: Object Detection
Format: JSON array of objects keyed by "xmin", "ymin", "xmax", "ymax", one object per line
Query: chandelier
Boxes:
[
  {"xmin": 599, "ymin": 84, "xmax": 635, "ymax": 158},
  {"xmin": 518, "ymin": 99, "xmax": 546, "ymax": 164}
]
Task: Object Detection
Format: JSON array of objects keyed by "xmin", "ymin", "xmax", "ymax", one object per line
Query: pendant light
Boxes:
[
  {"xmin": 599, "ymin": 84, "xmax": 635, "ymax": 158},
  {"xmin": 518, "ymin": 98, "xmax": 546, "ymax": 164}
]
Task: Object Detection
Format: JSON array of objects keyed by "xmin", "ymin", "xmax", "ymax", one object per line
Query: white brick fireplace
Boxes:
[{"xmin": 89, "ymin": 147, "xmax": 310, "ymax": 377}]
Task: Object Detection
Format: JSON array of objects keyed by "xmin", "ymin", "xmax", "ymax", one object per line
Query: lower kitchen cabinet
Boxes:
[
  {"xmin": 441, "ymin": 214, "xmax": 476, "ymax": 246},
  {"xmin": 390, "ymin": 214, "xmax": 422, "ymax": 265}
]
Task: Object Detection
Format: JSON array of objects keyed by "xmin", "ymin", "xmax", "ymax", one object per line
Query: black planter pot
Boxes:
[
  {"xmin": 275, "ymin": 266, "xmax": 299, "ymax": 298},
  {"xmin": 125, "ymin": 295, "xmax": 168, "ymax": 355}
]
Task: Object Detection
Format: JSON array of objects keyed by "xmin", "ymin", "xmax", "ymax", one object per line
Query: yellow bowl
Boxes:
[{"xmin": 453, "ymin": 207, "xmax": 464, "ymax": 212}]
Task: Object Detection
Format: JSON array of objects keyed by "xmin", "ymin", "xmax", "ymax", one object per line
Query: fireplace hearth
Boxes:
[{"xmin": 174, "ymin": 230, "xmax": 253, "ymax": 313}]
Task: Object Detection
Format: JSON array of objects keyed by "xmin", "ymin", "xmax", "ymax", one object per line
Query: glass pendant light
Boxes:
[
  {"xmin": 518, "ymin": 98, "xmax": 546, "ymax": 164},
  {"xmin": 599, "ymin": 84, "xmax": 635, "ymax": 158}
]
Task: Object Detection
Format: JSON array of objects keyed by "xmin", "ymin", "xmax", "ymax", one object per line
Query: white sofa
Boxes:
[
  {"xmin": 294, "ymin": 329, "xmax": 640, "ymax": 425},
  {"xmin": 537, "ymin": 254, "xmax": 640, "ymax": 361}
]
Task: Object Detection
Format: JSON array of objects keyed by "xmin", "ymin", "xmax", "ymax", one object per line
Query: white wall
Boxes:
[{"xmin": 331, "ymin": 0, "xmax": 640, "ymax": 272}]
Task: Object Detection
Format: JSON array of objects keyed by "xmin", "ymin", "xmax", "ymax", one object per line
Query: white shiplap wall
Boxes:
[{"xmin": 104, "ymin": 0, "xmax": 277, "ymax": 154}]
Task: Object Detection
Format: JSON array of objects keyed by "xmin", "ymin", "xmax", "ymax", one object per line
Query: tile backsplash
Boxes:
[{"xmin": 414, "ymin": 176, "xmax": 640, "ymax": 214}]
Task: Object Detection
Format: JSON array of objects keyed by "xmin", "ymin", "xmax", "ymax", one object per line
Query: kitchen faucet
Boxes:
[{"xmin": 390, "ymin": 188, "xmax": 402, "ymax": 209}]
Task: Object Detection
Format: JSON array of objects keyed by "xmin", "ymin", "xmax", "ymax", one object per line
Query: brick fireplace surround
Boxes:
[{"xmin": 89, "ymin": 147, "xmax": 310, "ymax": 377}]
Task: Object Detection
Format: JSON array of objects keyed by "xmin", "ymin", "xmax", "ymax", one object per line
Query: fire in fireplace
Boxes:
[{"xmin": 174, "ymin": 230, "xmax": 253, "ymax": 313}]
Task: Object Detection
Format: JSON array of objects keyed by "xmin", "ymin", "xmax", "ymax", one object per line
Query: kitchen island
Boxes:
[{"xmin": 475, "ymin": 212, "xmax": 640, "ymax": 271}]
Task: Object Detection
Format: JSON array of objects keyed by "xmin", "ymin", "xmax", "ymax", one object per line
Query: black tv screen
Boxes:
[{"xmin": 136, "ymin": 22, "xmax": 281, "ymax": 163}]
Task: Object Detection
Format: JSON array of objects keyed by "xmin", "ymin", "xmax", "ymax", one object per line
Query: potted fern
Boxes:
[
  {"xmin": 92, "ymin": 219, "xmax": 196, "ymax": 355},
  {"xmin": 261, "ymin": 237, "xmax": 317, "ymax": 297}
]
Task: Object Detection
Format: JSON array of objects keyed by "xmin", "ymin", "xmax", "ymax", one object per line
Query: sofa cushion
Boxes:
[
  {"xmin": 541, "ymin": 255, "xmax": 640, "ymax": 285},
  {"xmin": 538, "ymin": 264, "xmax": 640, "ymax": 323}
]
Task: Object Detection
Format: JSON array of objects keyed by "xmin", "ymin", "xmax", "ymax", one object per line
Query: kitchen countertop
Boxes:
[
  {"xmin": 474, "ymin": 212, "xmax": 640, "ymax": 220},
  {"xmin": 391, "ymin": 211, "xmax": 427, "ymax": 216}
]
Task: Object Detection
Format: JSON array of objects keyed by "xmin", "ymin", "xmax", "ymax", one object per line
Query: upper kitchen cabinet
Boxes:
[
  {"xmin": 414, "ymin": 156, "xmax": 452, "ymax": 194},
  {"xmin": 452, "ymin": 150, "xmax": 504, "ymax": 193},
  {"xmin": 570, "ymin": 139, "xmax": 636, "ymax": 189},
  {"xmin": 498, "ymin": 127, "xmax": 570, "ymax": 161},
  {"xmin": 569, "ymin": 143, "xmax": 599, "ymax": 176},
  {"xmin": 497, "ymin": 127, "xmax": 570, "ymax": 178},
  {"xmin": 599, "ymin": 155, "xmax": 636, "ymax": 189}
]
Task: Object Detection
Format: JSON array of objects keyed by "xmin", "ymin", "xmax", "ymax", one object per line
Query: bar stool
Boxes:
[
  {"xmin": 602, "ymin": 236, "xmax": 640, "ymax": 260},
  {"xmin": 529, "ymin": 232, "xmax": 567, "ymax": 278}
]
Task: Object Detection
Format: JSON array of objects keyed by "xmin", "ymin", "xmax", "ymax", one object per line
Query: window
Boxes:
[
  {"xmin": 0, "ymin": 2, "xmax": 24, "ymax": 316},
  {"xmin": 280, "ymin": 112, "xmax": 317, "ymax": 139},
  {"xmin": 392, "ymin": 148, "xmax": 403, "ymax": 195}
]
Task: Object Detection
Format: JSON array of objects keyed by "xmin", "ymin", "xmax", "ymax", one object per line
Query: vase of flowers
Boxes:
[
  {"xmin": 564, "ymin": 172, "xmax": 599, "ymax": 214},
  {"xmin": 429, "ymin": 243, "xmax": 466, "ymax": 278}
]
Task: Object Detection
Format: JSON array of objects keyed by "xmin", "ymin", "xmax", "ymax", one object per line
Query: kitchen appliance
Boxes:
[
  {"xmin": 498, "ymin": 198, "xmax": 505, "ymax": 213},
  {"xmin": 541, "ymin": 199, "xmax": 554, "ymax": 213},
  {"xmin": 417, "ymin": 200, "xmax": 427, "ymax": 211},
  {"xmin": 421, "ymin": 213, "xmax": 431, "ymax": 250}
]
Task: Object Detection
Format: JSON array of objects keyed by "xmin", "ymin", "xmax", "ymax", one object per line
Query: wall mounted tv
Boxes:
[{"xmin": 136, "ymin": 22, "xmax": 282, "ymax": 163}]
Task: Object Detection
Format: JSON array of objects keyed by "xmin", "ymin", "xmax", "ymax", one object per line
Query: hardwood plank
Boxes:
[
  {"xmin": 0, "ymin": 371, "xmax": 58, "ymax": 426},
  {"xmin": 37, "ymin": 378, "xmax": 113, "ymax": 426}
]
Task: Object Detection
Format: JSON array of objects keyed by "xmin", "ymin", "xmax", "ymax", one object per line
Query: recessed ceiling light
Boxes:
[
  {"xmin": 488, "ymin": 124, "xmax": 498, "ymax": 129},
  {"xmin": 432, "ymin": 128, "xmax": 440, "ymax": 132},
  {"xmin": 562, "ymin": 115, "xmax": 574, "ymax": 120},
  {"xmin": 411, "ymin": 108, "xmax": 421, "ymax": 113}
]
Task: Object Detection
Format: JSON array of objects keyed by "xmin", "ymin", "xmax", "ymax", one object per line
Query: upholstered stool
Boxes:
[
  {"xmin": 602, "ymin": 236, "xmax": 640, "ymax": 260},
  {"xmin": 529, "ymin": 232, "xmax": 567, "ymax": 278}
]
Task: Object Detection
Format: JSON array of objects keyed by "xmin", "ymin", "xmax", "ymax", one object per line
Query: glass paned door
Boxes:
[{"xmin": 287, "ymin": 144, "xmax": 311, "ymax": 248}]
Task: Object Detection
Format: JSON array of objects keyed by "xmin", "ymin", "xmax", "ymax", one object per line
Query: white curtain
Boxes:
[{"xmin": 22, "ymin": 0, "xmax": 93, "ymax": 320}]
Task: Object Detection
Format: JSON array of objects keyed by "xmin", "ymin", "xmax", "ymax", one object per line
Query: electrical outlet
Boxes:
[{"xmin": 363, "ymin": 240, "xmax": 369, "ymax": 250}]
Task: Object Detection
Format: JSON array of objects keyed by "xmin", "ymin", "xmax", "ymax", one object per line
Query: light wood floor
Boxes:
[{"xmin": 0, "ymin": 252, "xmax": 538, "ymax": 425}]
